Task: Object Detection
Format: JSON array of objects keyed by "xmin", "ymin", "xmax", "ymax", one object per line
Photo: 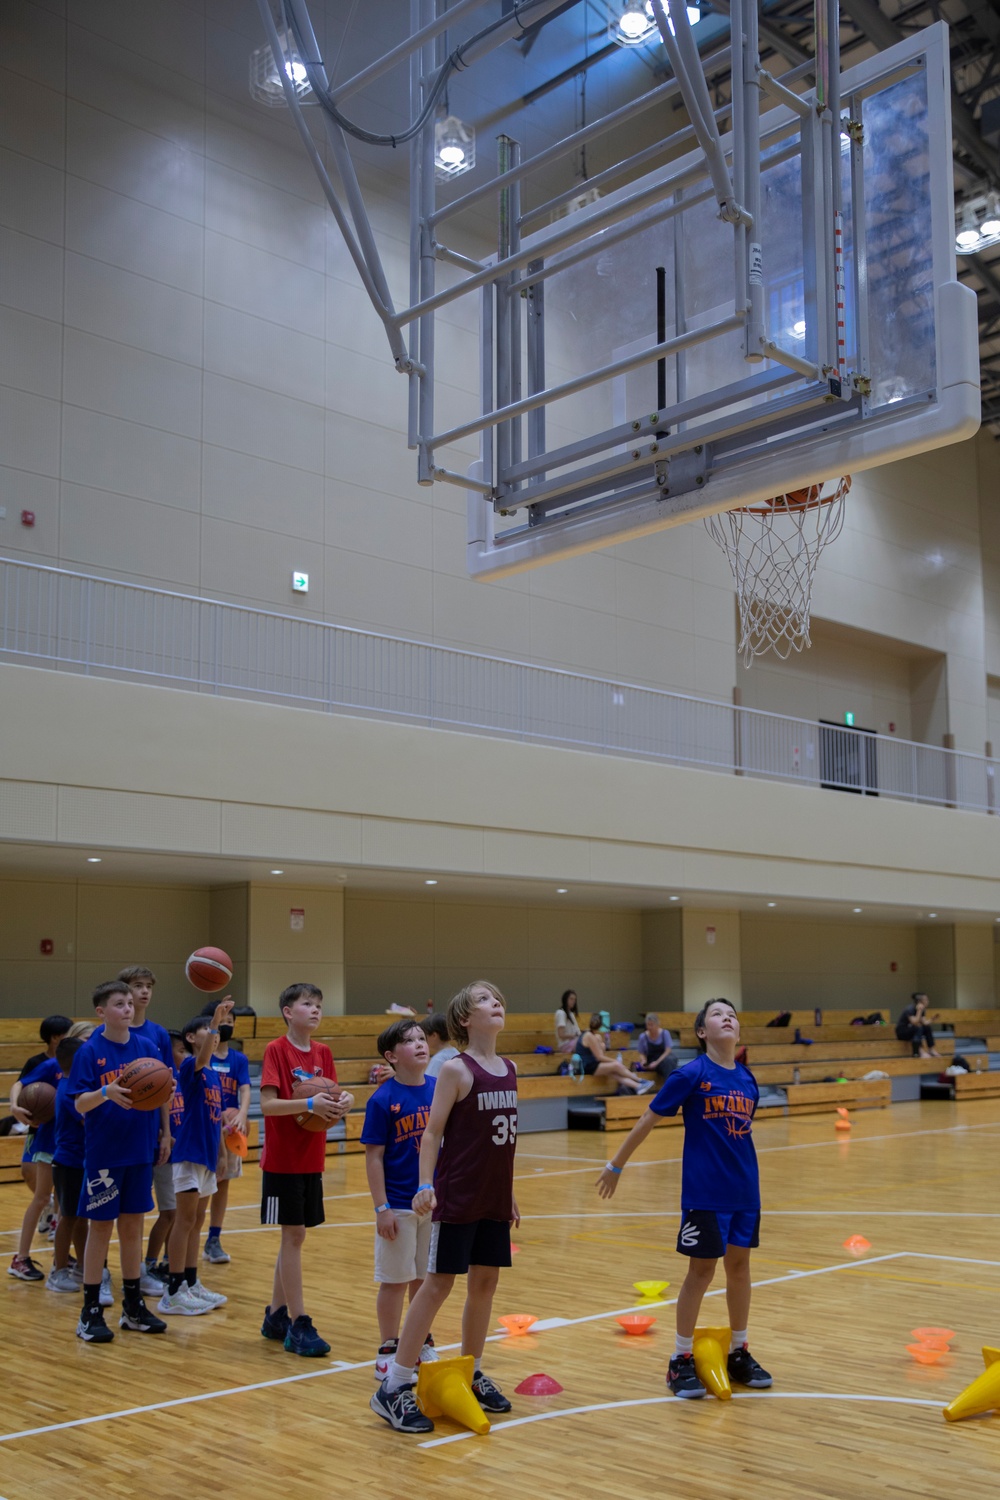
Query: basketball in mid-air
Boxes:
[{"xmin": 185, "ymin": 947, "xmax": 233, "ymax": 993}]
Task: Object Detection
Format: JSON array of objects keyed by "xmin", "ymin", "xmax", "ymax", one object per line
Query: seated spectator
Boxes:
[
  {"xmin": 575, "ymin": 1014, "xmax": 651, "ymax": 1094},
  {"xmin": 555, "ymin": 990, "xmax": 582, "ymax": 1054},
  {"xmin": 420, "ymin": 1013, "xmax": 459, "ymax": 1078},
  {"xmin": 895, "ymin": 993, "xmax": 940, "ymax": 1058},
  {"xmin": 635, "ymin": 1013, "xmax": 677, "ymax": 1080}
]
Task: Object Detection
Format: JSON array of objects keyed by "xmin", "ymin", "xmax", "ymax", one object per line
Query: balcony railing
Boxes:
[{"xmin": 1, "ymin": 556, "xmax": 996, "ymax": 815}]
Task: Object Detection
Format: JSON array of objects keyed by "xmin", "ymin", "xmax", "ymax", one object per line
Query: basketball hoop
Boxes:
[{"xmin": 706, "ymin": 476, "xmax": 851, "ymax": 666}]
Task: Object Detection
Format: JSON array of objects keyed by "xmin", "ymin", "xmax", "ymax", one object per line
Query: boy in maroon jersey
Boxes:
[
  {"xmin": 259, "ymin": 983, "xmax": 353, "ymax": 1356},
  {"xmin": 370, "ymin": 980, "xmax": 519, "ymax": 1434}
]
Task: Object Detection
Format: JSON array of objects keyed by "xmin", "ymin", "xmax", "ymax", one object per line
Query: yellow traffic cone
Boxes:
[
  {"xmin": 416, "ymin": 1354, "xmax": 491, "ymax": 1435},
  {"xmin": 943, "ymin": 1346, "xmax": 1000, "ymax": 1422},
  {"xmin": 693, "ymin": 1325, "xmax": 732, "ymax": 1400}
]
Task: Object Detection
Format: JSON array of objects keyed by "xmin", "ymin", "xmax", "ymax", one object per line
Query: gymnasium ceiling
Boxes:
[{"xmin": 300, "ymin": 0, "xmax": 1000, "ymax": 434}]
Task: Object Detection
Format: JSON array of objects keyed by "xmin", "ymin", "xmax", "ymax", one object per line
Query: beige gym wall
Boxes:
[
  {"xmin": 741, "ymin": 916, "xmax": 919, "ymax": 1013},
  {"xmin": 0, "ymin": 4, "xmax": 997, "ymax": 744}
]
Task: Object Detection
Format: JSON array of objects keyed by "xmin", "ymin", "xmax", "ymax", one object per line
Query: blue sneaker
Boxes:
[
  {"xmin": 284, "ymin": 1314, "xmax": 330, "ymax": 1357},
  {"xmin": 261, "ymin": 1303, "xmax": 291, "ymax": 1341}
]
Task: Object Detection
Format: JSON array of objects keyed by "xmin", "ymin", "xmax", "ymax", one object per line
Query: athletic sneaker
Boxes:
[
  {"xmin": 472, "ymin": 1372, "xmax": 512, "ymax": 1413},
  {"xmin": 68, "ymin": 1259, "xmax": 83, "ymax": 1286},
  {"xmin": 37, "ymin": 1206, "xmax": 57, "ymax": 1236},
  {"xmin": 375, "ymin": 1337, "xmax": 399, "ymax": 1380},
  {"xmin": 99, "ymin": 1267, "xmax": 114, "ymax": 1307},
  {"xmin": 203, "ymin": 1234, "xmax": 230, "ymax": 1264},
  {"xmin": 139, "ymin": 1268, "xmax": 163, "ymax": 1297},
  {"xmin": 8, "ymin": 1255, "xmax": 44, "ymax": 1282},
  {"xmin": 727, "ymin": 1345, "xmax": 773, "ymax": 1388},
  {"xmin": 667, "ymin": 1353, "xmax": 707, "ymax": 1398},
  {"xmin": 143, "ymin": 1259, "xmax": 167, "ymax": 1286},
  {"xmin": 157, "ymin": 1285, "xmax": 210, "ymax": 1316},
  {"xmin": 261, "ymin": 1303, "xmax": 291, "ymax": 1341},
  {"xmin": 120, "ymin": 1300, "xmax": 168, "ymax": 1334},
  {"xmin": 284, "ymin": 1315, "xmax": 330, "ymax": 1357},
  {"xmin": 76, "ymin": 1305, "xmax": 114, "ymax": 1343},
  {"xmin": 419, "ymin": 1334, "xmax": 439, "ymax": 1364},
  {"xmin": 370, "ymin": 1381, "xmax": 434, "ymax": 1434},
  {"xmin": 189, "ymin": 1279, "xmax": 227, "ymax": 1308},
  {"xmin": 46, "ymin": 1266, "xmax": 80, "ymax": 1293},
  {"xmin": 635, "ymin": 1080, "xmax": 655, "ymax": 1095},
  {"xmin": 153, "ymin": 1260, "xmax": 171, "ymax": 1282}
]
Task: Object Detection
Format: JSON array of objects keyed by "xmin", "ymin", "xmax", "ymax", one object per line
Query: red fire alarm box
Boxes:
[{"xmin": 40, "ymin": 939, "xmax": 54, "ymax": 955}]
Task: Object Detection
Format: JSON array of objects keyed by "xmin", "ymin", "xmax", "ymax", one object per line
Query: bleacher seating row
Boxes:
[{"xmin": 1, "ymin": 1006, "xmax": 997, "ymax": 1181}]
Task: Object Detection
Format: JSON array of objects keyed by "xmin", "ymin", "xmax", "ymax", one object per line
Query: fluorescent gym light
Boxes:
[{"xmin": 434, "ymin": 115, "xmax": 475, "ymax": 180}]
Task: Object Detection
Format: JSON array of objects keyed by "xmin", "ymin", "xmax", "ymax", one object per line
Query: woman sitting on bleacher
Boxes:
[
  {"xmin": 895, "ymin": 993, "xmax": 940, "ymax": 1059},
  {"xmin": 575, "ymin": 1014, "xmax": 652, "ymax": 1094},
  {"xmin": 554, "ymin": 990, "xmax": 582, "ymax": 1053},
  {"xmin": 635, "ymin": 1013, "xmax": 678, "ymax": 1081}
]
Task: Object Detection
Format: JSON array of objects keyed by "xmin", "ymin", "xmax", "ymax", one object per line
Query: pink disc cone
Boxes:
[{"xmin": 515, "ymin": 1373, "xmax": 563, "ymax": 1395}]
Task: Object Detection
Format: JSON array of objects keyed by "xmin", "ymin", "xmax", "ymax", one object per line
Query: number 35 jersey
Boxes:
[{"xmin": 433, "ymin": 1054, "xmax": 517, "ymax": 1224}]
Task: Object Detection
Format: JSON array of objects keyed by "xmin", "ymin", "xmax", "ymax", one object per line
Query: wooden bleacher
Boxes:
[{"xmin": 0, "ymin": 1005, "xmax": 996, "ymax": 1168}]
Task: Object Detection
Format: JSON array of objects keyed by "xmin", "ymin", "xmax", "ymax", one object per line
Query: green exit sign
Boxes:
[{"xmin": 845, "ymin": 711, "xmax": 855, "ymax": 726}]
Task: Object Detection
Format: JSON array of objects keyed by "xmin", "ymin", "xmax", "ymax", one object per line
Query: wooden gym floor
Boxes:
[{"xmin": 2, "ymin": 1098, "xmax": 999, "ymax": 1500}]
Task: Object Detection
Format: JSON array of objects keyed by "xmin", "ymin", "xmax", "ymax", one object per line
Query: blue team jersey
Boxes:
[
  {"xmin": 361, "ymin": 1077, "xmax": 436, "ymax": 1210},
  {"xmin": 68, "ymin": 1032, "xmax": 162, "ymax": 1169},
  {"xmin": 93, "ymin": 1018, "xmax": 173, "ymax": 1070},
  {"xmin": 212, "ymin": 1047, "xmax": 250, "ymax": 1114},
  {"xmin": 173, "ymin": 1056, "xmax": 222, "ymax": 1171},
  {"xmin": 649, "ymin": 1054, "xmax": 760, "ymax": 1212},
  {"xmin": 20, "ymin": 1056, "xmax": 61, "ymax": 1155},
  {"xmin": 53, "ymin": 1075, "xmax": 85, "ymax": 1168}
]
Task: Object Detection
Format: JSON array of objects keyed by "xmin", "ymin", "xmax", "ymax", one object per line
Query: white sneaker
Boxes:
[
  {"xmin": 189, "ymin": 1279, "xmax": 227, "ymax": 1308},
  {"xmin": 46, "ymin": 1266, "xmax": 79, "ymax": 1293},
  {"xmin": 418, "ymin": 1339, "xmax": 439, "ymax": 1364},
  {"xmin": 99, "ymin": 1267, "xmax": 114, "ymax": 1307},
  {"xmin": 37, "ymin": 1206, "xmax": 57, "ymax": 1236},
  {"xmin": 139, "ymin": 1269, "xmax": 163, "ymax": 1297},
  {"xmin": 157, "ymin": 1285, "xmax": 210, "ymax": 1316}
]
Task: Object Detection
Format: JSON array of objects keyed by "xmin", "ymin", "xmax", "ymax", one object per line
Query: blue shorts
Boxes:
[
  {"xmin": 677, "ymin": 1208, "xmax": 760, "ymax": 1259},
  {"xmin": 79, "ymin": 1162, "xmax": 154, "ymax": 1221}
]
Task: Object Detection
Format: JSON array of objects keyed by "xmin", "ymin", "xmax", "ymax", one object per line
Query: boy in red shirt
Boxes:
[{"xmin": 259, "ymin": 983, "xmax": 352, "ymax": 1356}]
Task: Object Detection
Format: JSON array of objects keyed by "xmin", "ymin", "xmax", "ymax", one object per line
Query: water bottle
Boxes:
[
  {"xmin": 569, "ymin": 1054, "xmax": 582, "ymax": 1080},
  {"xmin": 814, "ymin": 1007, "xmax": 822, "ymax": 1027}
]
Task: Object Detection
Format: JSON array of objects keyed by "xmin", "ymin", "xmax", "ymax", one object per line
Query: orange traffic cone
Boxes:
[
  {"xmin": 835, "ymin": 1107, "xmax": 851, "ymax": 1132},
  {"xmin": 416, "ymin": 1354, "xmax": 491, "ymax": 1435},
  {"xmin": 693, "ymin": 1326, "xmax": 732, "ymax": 1400},
  {"xmin": 943, "ymin": 1346, "xmax": 1000, "ymax": 1422}
]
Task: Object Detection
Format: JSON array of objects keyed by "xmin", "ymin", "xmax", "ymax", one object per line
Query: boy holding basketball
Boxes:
[
  {"xmin": 362, "ymin": 1019, "xmax": 438, "ymax": 1378},
  {"xmin": 371, "ymin": 981, "xmax": 519, "ymax": 1435},
  {"xmin": 259, "ymin": 983, "xmax": 353, "ymax": 1356},
  {"xmin": 69, "ymin": 980, "xmax": 169, "ymax": 1342},
  {"xmin": 157, "ymin": 1001, "xmax": 231, "ymax": 1316},
  {"xmin": 116, "ymin": 967, "xmax": 175, "ymax": 1291},
  {"xmin": 597, "ymin": 997, "xmax": 772, "ymax": 1398},
  {"xmin": 7, "ymin": 1014, "xmax": 70, "ymax": 1281}
]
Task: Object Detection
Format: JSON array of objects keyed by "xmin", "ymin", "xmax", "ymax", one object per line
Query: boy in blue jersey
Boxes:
[
  {"xmin": 361, "ymin": 1020, "xmax": 438, "ymax": 1379},
  {"xmin": 597, "ymin": 997, "xmax": 772, "ymax": 1399},
  {"xmin": 200, "ymin": 1006, "xmax": 251, "ymax": 1266},
  {"xmin": 70, "ymin": 981, "xmax": 168, "ymax": 1343},
  {"xmin": 8, "ymin": 1014, "xmax": 72, "ymax": 1281},
  {"xmin": 47, "ymin": 1032, "xmax": 91, "ymax": 1293},
  {"xmin": 157, "ymin": 1000, "xmax": 231, "ymax": 1317},
  {"xmin": 116, "ymin": 967, "xmax": 176, "ymax": 1291}
]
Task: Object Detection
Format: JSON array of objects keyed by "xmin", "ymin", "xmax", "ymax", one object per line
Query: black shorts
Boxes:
[
  {"xmin": 677, "ymin": 1209, "xmax": 760, "ymax": 1259},
  {"xmin": 427, "ymin": 1218, "xmax": 511, "ymax": 1275},
  {"xmin": 52, "ymin": 1164, "xmax": 84, "ymax": 1219},
  {"xmin": 260, "ymin": 1171, "xmax": 324, "ymax": 1228}
]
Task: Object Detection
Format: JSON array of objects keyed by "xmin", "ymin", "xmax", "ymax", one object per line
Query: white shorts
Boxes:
[
  {"xmin": 373, "ymin": 1209, "xmax": 433, "ymax": 1284},
  {"xmin": 172, "ymin": 1161, "xmax": 217, "ymax": 1198}
]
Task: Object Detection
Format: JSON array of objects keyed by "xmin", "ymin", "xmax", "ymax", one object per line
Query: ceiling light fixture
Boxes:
[
  {"xmin": 611, "ymin": 2, "xmax": 700, "ymax": 48},
  {"xmin": 853, "ymin": 907, "xmax": 862, "ymax": 913},
  {"xmin": 434, "ymin": 114, "xmax": 475, "ymax": 180},
  {"xmin": 249, "ymin": 29, "xmax": 314, "ymax": 108},
  {"xmin": 86, "ymin": 857, "xmax": 102, "ymax": 864},
  {"xmin": 767, "ymin": 901, "xmax": 776, "ymax": 908},
  {"xmin": 425, "ymin": 879, "xmax": 438, "ymax": 886},
  {"xmin": 270, "ymin": 869, "xmax": 284, "ymax": 875},
  {"xmin": 556, "ymin": 887, "xmax": 568, "ymax": 894},
  {"xmin": 955, "ymin": 192, "xmax": 1000, "ymax": 255}
]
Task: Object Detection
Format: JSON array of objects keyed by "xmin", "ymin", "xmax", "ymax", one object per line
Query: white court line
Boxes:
[
  {"xmin": 0, "ymin": 1254, "xmax": 894, "ymax": 1445},
  {"xmin": 418, "ymin": 1390, "xmax": 946, "ymax": 1449}
]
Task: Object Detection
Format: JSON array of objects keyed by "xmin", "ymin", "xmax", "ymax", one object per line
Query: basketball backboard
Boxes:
[{"xmin": 458, "ymin": 20, "xmax": 979, "ymax": 578}]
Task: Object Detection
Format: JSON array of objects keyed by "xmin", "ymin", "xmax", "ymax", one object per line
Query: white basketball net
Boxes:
[{"xmin": 706, "ymin": 476, "xmax": 851, "ymax": 666}]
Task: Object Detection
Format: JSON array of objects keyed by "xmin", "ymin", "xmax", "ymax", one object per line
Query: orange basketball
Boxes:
[
  {"xmin": 116, "ymin": 1057, "xmax": 174, "ymax": 1111},
  {"xmin": 185, "ymin": 946, "xmax": 233, "ymax": 993},
  {"xmin": 19, "ymin": 1080, "xmax": 56, "ymax": 1126},
  {"xmin": 291, "ymin": 1077, "xmax": 342, "ymax": 1132}
]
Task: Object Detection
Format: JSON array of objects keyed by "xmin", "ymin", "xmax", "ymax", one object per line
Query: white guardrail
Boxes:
[{"xmin": 1, "ymin": 557, "xmax": 997, "ymax": 815}]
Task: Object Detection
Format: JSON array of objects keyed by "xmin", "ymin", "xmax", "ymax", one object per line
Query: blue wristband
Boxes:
[
  {"xmin": 307, "ymin": 1096, "xmax": 314, "ymax": 1112},
  {"xmin": 418, "ymin": 1182, "xmax": 434, "ymax": 1191},
  {"xmin": 605, "ymin": 1162, "xmax": 622, "ymax": 1174},
  {"xmin": 101, "ymin": 1084, "xmax": 108, "ymax": 1100}
]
